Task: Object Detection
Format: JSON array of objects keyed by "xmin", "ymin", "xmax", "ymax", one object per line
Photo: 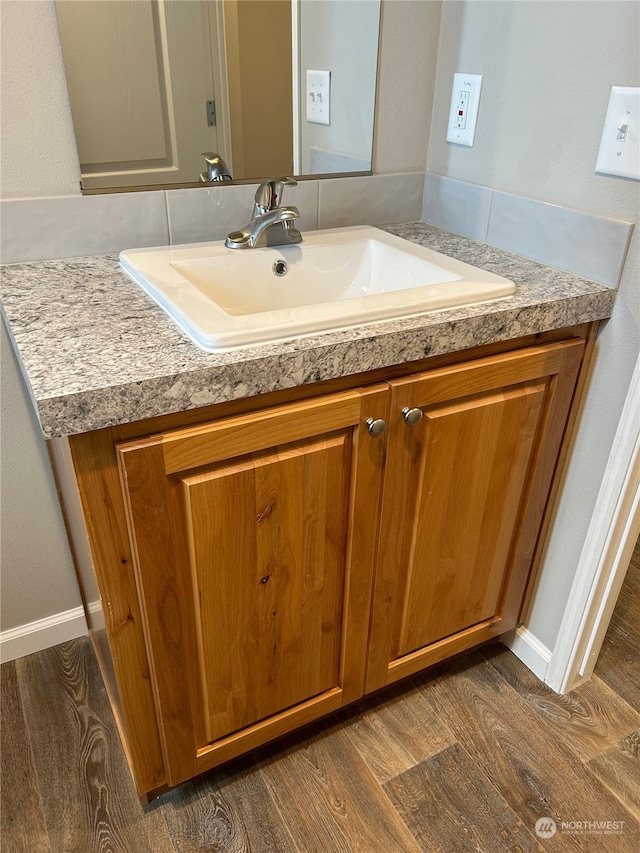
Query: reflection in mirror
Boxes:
[{"xmin": 54, "ymin": 0, "xmax": 381, "ymax": 192}]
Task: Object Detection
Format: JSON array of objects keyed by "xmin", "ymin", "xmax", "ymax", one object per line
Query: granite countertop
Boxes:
[{"xmin": 0, "ymin": 222, "xmax": 615, "ymax": 439}]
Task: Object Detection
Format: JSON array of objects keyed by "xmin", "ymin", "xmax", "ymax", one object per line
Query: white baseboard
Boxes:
[
  {"xmin": 501, "ymin": 625, "xmax": 552, "ymax": 682},
  {"xmin": 87, "ymin": 599, "xmax": 105, "ymax": 633},
  {"xmin": 0, "ymin": 604, "xmax": 89, "ymax": 663}
]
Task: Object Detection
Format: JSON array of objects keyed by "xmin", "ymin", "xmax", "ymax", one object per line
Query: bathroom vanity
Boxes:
[{"xmin": 0, "ymin": 223, "xmax": 615, "ymax": 800}]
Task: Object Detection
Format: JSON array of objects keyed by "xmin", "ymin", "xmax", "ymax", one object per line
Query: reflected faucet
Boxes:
[
  {"xmin": 225, "ymin": 178, "xmax": 303, "ymax": 249},
  {"xmin": 200, "ymin": 152, "xmax": 232, "ymax": 182}
]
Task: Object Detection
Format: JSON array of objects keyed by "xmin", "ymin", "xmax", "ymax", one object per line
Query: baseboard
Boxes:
[
  {"xmin": 501, "ymin": 625, "xmax": 552, "ymax": 682},
  {"xmin": 0, "ymin": 604, "xmax": 88, "ymax": 663},
  {"xmin": 87, "ymin": 599, "xmax": 105, "ymax": 633}
]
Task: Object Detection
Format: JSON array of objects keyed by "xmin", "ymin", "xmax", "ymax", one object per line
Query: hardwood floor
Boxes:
[{"xmin": 2, "ymin": 537, "xmax": 639, "ymax": 852}]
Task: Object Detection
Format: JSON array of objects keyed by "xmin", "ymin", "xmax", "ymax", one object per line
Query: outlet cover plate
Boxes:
[
  {"xmin": 596, "ymin": 86, "xmax": 640, "ymax": 180},
  {"xmin": 447, "ymin": 73, "xmax": 482, "ymax": 147},
  {"xmin": 307, "ymin": 70, "xmax": 331, "ymax": 126}
]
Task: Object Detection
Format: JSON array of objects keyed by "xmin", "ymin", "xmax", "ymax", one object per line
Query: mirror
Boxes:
[{"xmin": 54, "ymin": 0, "xmax": 381, "ymax": 192}]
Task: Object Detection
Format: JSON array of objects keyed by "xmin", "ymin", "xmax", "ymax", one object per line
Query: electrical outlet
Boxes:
[
  {"xmin": 447, "ymin": 73, "xmax": 482, "ymax": 146},
  {"xmin": 306, "ymin": 70, "xmax": 331, "ymax": 126}
]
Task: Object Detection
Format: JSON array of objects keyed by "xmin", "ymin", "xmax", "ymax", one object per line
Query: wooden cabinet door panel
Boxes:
[
  {"xmin": 116, "ymin": 388, "xmax": 387, "ymax": 784},
  {"xmin": 182, "ymin": 434, "xmax": 350, "ymax": 743},
  {"xmin": 366, "ymin": 339, "xmax": 585, "ymax": 691},
  {"xmin": 394, "ymin": 381, "xmax": 547, "ymax": 657}
]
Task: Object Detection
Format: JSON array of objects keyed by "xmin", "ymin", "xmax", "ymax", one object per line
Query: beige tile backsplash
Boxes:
[{"xmin": 1, "ymin": 172, "xmax": 633, "ymax": 288}]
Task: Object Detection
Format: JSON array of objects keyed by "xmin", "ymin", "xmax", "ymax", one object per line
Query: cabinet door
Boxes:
[
  {"xmin": 117, "ymin": 387, "xmax": 387, "ymax": 786},
  {"xmin": 366, "ymin": 339, "xmax": 585, "ymax": 692}
]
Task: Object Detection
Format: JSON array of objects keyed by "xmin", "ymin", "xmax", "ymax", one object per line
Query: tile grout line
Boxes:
[{"xmin": 484, "ymin": 186, "xmax": 494, "ymax": 244}]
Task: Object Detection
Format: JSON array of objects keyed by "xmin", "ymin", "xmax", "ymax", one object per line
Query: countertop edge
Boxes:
[{"xmin": 37, "ymin": 295, "xmax": 613, "ymax": 439}]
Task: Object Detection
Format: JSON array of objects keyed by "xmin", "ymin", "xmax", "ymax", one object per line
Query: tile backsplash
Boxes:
[
  {"xmin": 1, "ymin": 171, "xmax": 633, "ymax": 289},
  {"xmin": 318, "ymin": 172, "xmax": 424, "ymax": 229},
  {"xmin": 486, "ymin": 190, "xmax": 632, "ymax": 287},
  {"xmin": 166, "ymin": 180, "xmax": 319, "ymax": 245},
  {"xmin": 0, "ymin": 192, "xmax": 169, "ymax": 265},
  {"xmin": 421, "ymin": 174, "xmax": 492, "ymax": 243},
  {"xmin": 422, "ymin": 174, "xmax": 633, "ymax": 287},
  {"xmin": 0, "ymin": 173, "xmax": 423, "ymax": 265}
]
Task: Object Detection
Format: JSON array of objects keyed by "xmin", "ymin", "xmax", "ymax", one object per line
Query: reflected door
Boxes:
[{"xmin": 56, "ymin": 0, "xmax": 221, "ymax": 188}]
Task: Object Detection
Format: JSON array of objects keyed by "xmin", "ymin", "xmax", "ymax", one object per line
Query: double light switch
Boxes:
[{"xmin": 307, "ymin": 70, "xmax": 331, "ymax": 126}]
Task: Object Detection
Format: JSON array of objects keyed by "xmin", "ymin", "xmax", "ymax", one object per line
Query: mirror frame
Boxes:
[{"xmin": 80, "ymin": 169, "xmax": 373, "ymax": 195}]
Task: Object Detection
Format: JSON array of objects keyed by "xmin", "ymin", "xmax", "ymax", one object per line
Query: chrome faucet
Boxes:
[
  {"xmin": 225, "ymin": 178, "xmax": 302, "ymax": 249},
  {"xmin": 200, "ymin": 152, "xmax": 232, "ymax": 182}
]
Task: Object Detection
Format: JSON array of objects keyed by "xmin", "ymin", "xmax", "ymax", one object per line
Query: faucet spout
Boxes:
[
  {"xmin": 225, "ymin": 207, "xmax": 302, "ymax": 249},
  {"xmin": 225, "ymin": 178, "xmax": 303, "ymax": 249}
]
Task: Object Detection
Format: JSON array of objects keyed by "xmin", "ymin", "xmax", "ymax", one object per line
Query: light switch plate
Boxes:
[
  {"xmin": 596, "ymin": 86, "xmax": 640, "ymax": 180},
  {"xmin": 446, "ymin": 73, "xmax": 482, "ymax": 146},
  {"xmin": 307, "ymin": 70, "xmax": 331, "ymax": 126}
]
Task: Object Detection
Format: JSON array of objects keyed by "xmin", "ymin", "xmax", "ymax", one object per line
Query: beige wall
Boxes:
[
  {"xmin": 428, "ymin": 0, "xmax": 638, "ymax": 218},
  {"xmin": 224, "ymin": 0, "xmax": 293, "ymax": 178},
  {"xmin": 237, "ymin": 0, "xmax": 293, "ymax": 177},
  {"xmin": 375, "ymin": 0, "xmax": 440, "ymax": 173},
  {"xmin": 0, "ymin": 0, "xmax": 82, "ymax": 634},
  {"xmin": 427, "ymin": 0, "xmax": 639, "ymax": 650},
  {"xmin": 0, "ymin": 322, "xmax": 82, "ymax": 630},
  {"xmin": 0, "ymin": 0, "xmax": 80, "ymax": 199}
]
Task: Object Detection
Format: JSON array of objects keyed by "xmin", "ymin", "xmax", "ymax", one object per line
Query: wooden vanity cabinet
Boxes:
[{"xmin": 63, "ymin": 327, "xmax": 593, "ymax": 798}]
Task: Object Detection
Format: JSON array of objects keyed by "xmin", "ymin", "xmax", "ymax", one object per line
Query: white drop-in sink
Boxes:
[{"xmin": 120, "ymin": 226, "xmax": 515, "ymax": 351}]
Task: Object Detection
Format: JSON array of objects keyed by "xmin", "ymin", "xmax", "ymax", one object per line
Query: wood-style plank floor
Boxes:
[{"xmin": 2, "ymin": 537, "xmax": 639, "ymax": 852}]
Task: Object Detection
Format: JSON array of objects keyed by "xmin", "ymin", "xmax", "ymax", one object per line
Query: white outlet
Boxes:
[
  {"xmin": 446, "ymin": 73, "xmax": 482, "ymax": 146},
  {"xmin": 306, "ymin": 70, "xmax": 331, "ymax": 126},
  {"xmin": 596, "ymin": 86, "xmax": 640, "ymax": 180}
]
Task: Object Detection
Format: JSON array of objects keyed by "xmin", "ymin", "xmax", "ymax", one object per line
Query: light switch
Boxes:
[
  {"xmin": 307, "ymin": 70, "xmax": 331, "ymax": 126},
  {"xmin": 447, "ymin": 73, "xmax": 482, "ymax": 146},
  {"xmin": 596, "ymin": 86, "xmax": 640, "ymax": 180}
]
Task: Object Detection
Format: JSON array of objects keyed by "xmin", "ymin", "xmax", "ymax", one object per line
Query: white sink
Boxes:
[{"xmin": 120, "ymin": 226, "xmax": 515, "ymax": 351}]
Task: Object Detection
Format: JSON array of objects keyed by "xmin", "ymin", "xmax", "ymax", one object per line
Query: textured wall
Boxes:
[
  {"xmin": 1, "ymin": 1, "xmax": 82, "ymax": 634},
  {"xmin": 0, "ymin": 0, "xmax": 80, "ymax": 198},
  {"xmin": 427, "ymin": 0, "xmax": 639, "ymax": 650},
  {"xmin": 428, "ymin": 0, "xmax": 638, "ymax": 218},
  {"xmin": 375, "ymin": 0, "xmax": 441, "ymax": 173},
  {"xmin": 0, "ymin": 321, "xmax": 82, "ymax": 630}
]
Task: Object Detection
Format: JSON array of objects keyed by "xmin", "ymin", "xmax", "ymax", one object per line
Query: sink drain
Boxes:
[{"xmin": 272, "ymin": 259, "xmax": 288, "ymax": 277}]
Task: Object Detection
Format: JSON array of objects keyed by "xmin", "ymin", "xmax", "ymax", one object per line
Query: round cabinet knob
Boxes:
[
  {"xmin": 366, "ymin": 417, "xmax": 387, "ymax": 438},
  {"xmin": 402, "ymin": 407, "xmax": 423, "ymax": 426}
]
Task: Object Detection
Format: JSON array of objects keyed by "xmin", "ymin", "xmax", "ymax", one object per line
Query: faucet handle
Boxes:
[{"xmin": 255, "ymin": 177, "xmax": 297, "ymax": 212}]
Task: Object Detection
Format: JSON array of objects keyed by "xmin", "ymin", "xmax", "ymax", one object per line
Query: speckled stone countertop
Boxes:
[{"xmin": 1, "ymin": 222, "xmax": 615, "ymax": 439}]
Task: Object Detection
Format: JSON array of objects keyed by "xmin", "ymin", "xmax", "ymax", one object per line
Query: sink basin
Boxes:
[{"xmin": 120, "ymin": 226, "xmax": 515, "ymax": 351}]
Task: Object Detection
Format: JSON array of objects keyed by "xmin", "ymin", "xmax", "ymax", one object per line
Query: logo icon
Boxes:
[{"xmin": 535, "ymin": 817, "xmax": 557, "ymax": 839}]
